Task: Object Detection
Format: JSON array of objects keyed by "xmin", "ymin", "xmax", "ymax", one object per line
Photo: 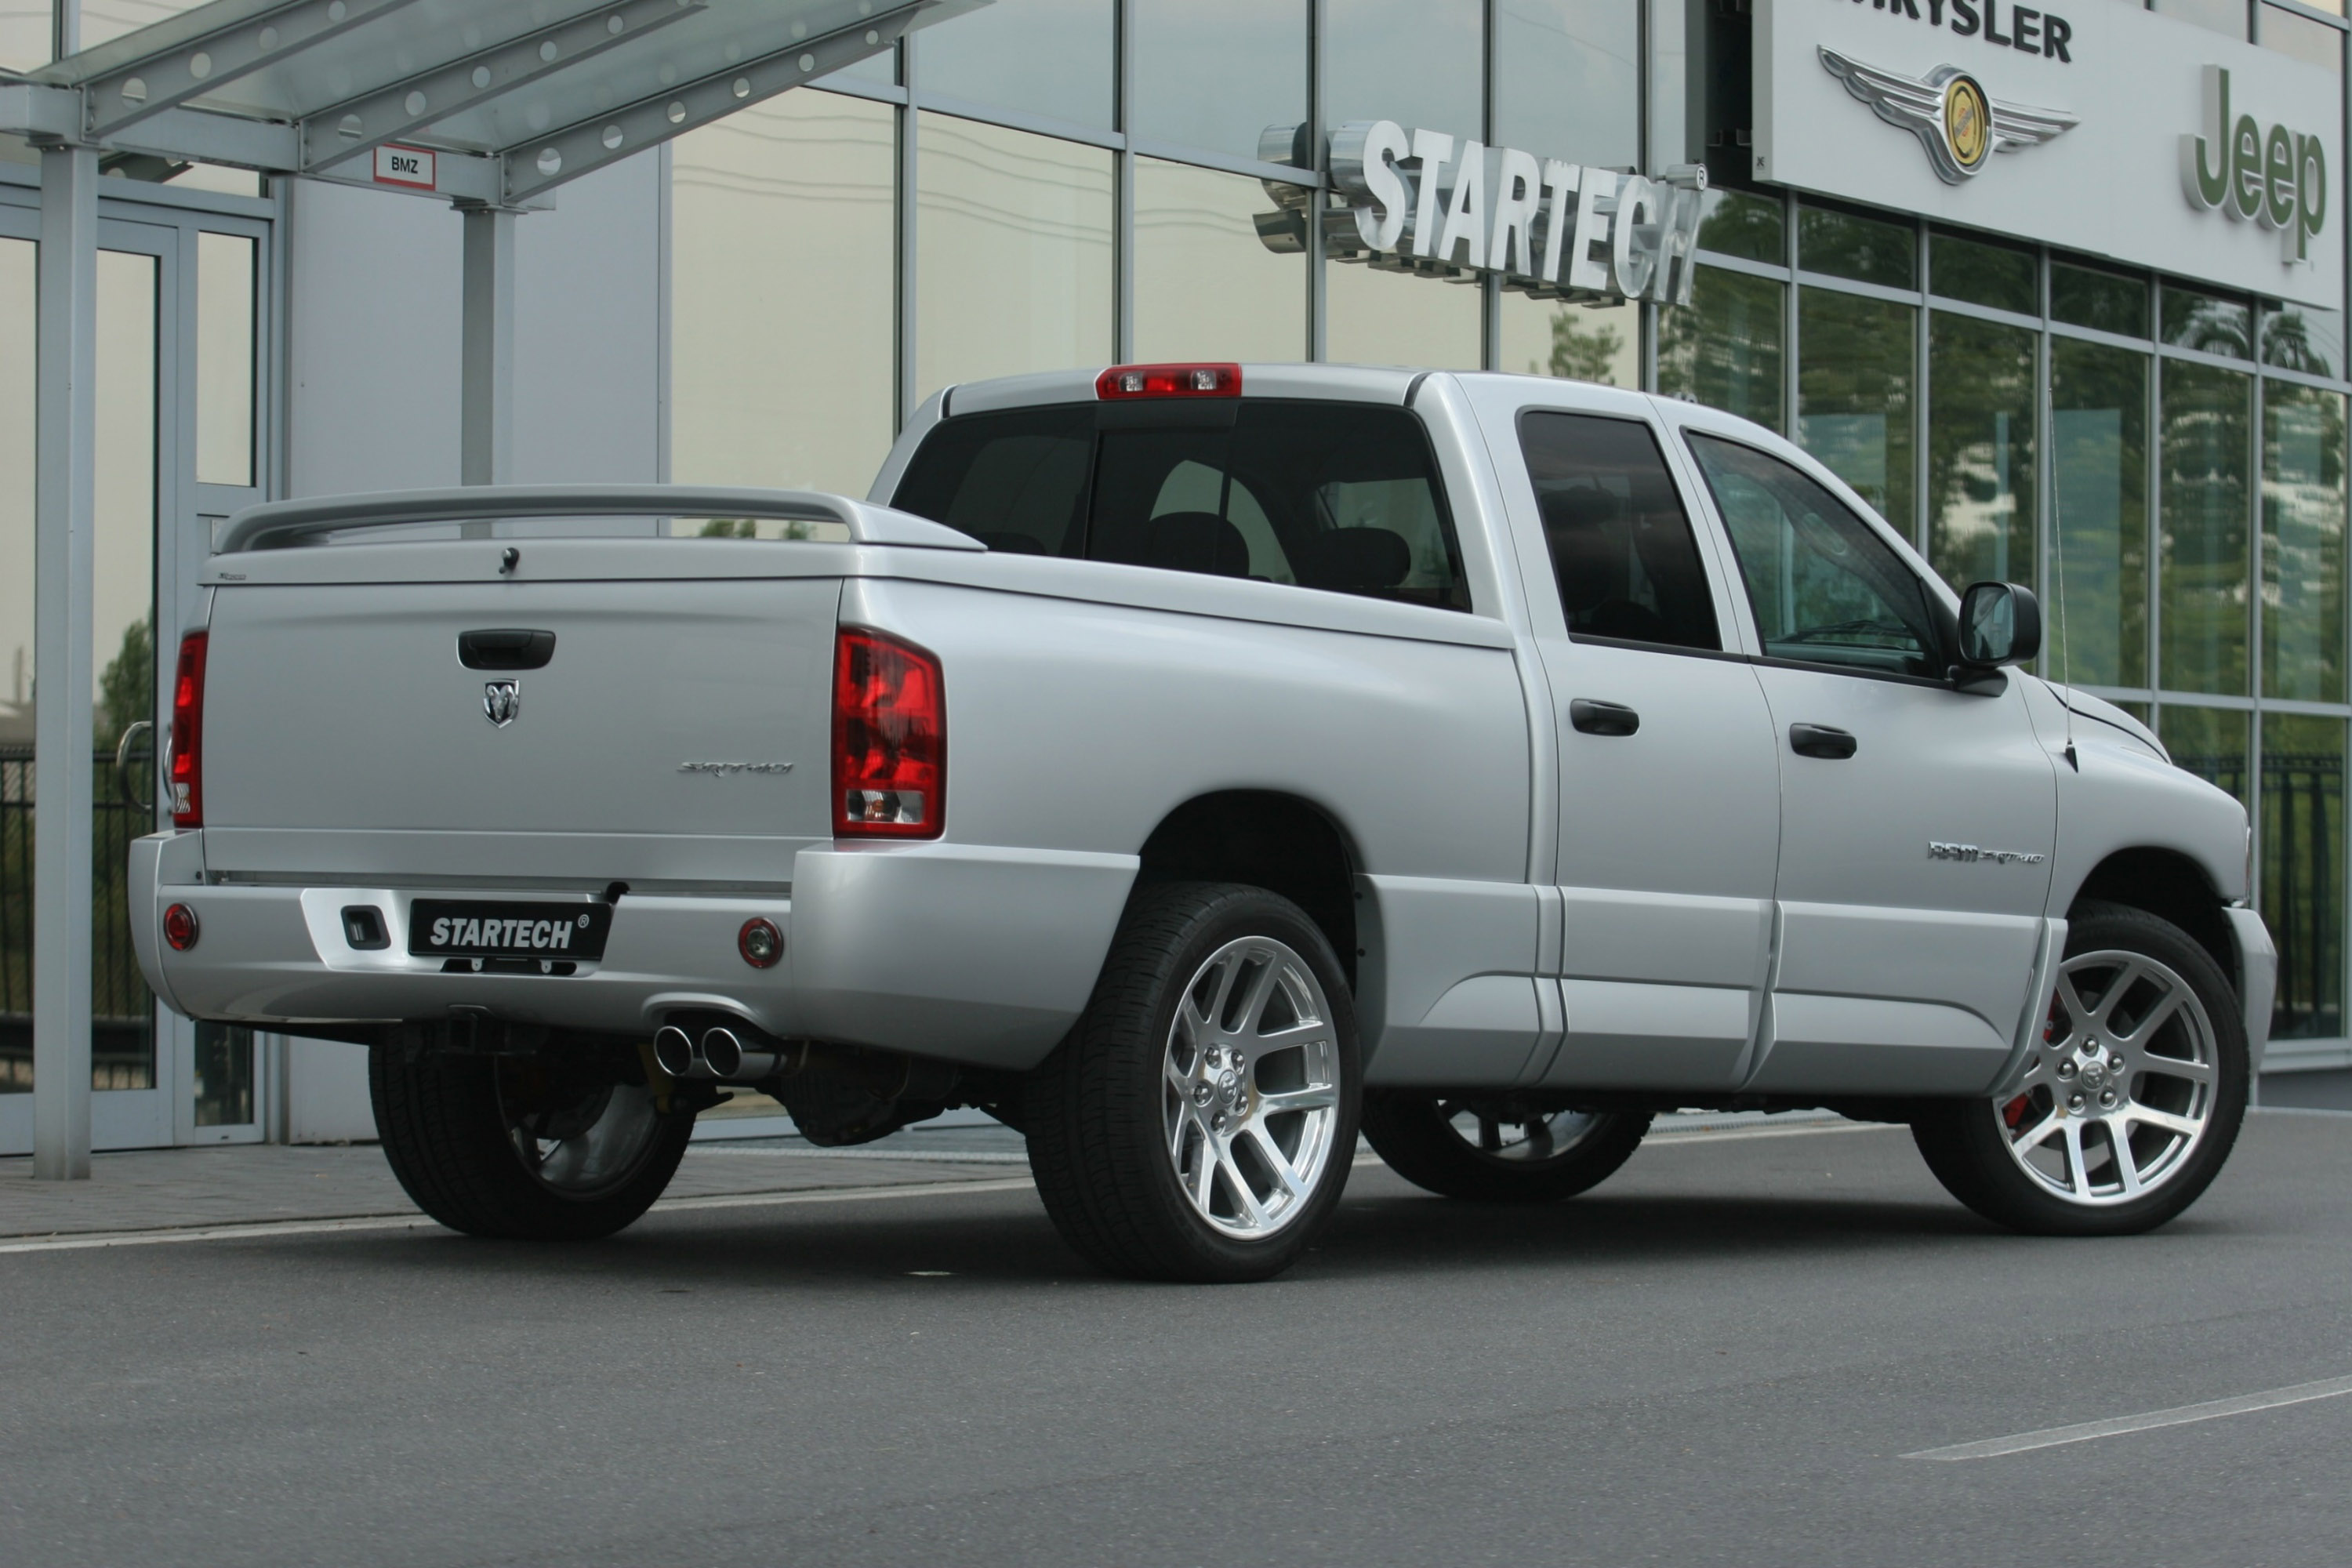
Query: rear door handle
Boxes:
[
  {"xmin": 1569, "ymin": 699, "xmax": 1641, "ymax": 737},
  {"xmin": 457, "ymin": 629, "xmax": 557, "ymax": 670},
  {"xmin": 1788, "ymin": 723, "xmax": 1857, "ymax": 760}
]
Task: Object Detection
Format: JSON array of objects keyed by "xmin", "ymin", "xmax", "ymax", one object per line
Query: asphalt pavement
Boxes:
[{"xmin": 2, "ymin": 1109, "xmax": 2347, "ymax": 1567}]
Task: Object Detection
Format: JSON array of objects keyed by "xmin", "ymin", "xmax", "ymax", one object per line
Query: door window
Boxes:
[
  {"xmin": 1518, "ymin": 412, "xmax": 1722, "ymax": 652},
  {"xmin": 894, "ymin": 401, "xmax": 1471, "ymax": 609},
  {"xmin": 1686, "ymin": 433, "xmax": 1944, "ymax": 679}
]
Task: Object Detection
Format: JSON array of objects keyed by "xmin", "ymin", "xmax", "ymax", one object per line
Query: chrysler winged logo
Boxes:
[
  {"xmin": 1819, "ymin": 48, "xmax": 2077, "ymax": 185},
  {"xmin": 483, "ymin": 680, "xmax": 520, "ymax": 728}
]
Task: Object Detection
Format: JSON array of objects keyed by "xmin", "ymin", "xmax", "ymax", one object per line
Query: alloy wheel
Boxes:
[
  {"xmin": 1163, "ymin": 935, "xmax": 1342, "ymax": 1240},
  {"xmin": 1432, "ymin": 1103, "xmax": 1613, "ymax": 1163},
  {"xmin": 1994, "ymin": 948, "xmax": 2219, "ymax": 1206},
  {"xmin": 498, "ymin": 1065, "xmax": 666, "ymax": 1200}
]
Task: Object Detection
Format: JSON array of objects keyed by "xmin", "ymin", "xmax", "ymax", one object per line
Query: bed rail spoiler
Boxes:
[{"xmin": 214, "ymin": 485, "xmax": 985, "ymax": 555}]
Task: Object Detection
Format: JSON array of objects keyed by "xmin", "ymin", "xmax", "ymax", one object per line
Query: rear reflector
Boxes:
[
  {"xmin": 168, "ymin": 630, "xmax": 209, "ymax": 829},
  {"xmin": 833, "ymin": 627, "xmax": 945, "ymax": 840},
  {"xmin": 1094, "ymin": 362, "xmax": 1242, "ymax": 399}
]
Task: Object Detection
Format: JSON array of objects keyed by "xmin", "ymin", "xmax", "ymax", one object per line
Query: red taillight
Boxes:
[
  {"xmin": 168, "ymin": 630, "xmax": 208, "ymax": 829},
  {"xmin": 833, "ymin": 628, "xmax": 944, "ymax": 840},
  {"xmin": 1094, "ymin": 362, "xmax": 1242, "ymax": 400},
  {"xmin": 163, "ymin": 903, "xmax": 200, "ymax": 951}
]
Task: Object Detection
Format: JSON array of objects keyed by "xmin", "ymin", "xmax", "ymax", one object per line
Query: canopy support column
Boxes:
[
  {"xmin": 32, "ymin": 143, "xmax": 100, "ymax": 1181},
  {"xmin": 459, "ymin": 205, "xmax": 519, "ymax": 488}
]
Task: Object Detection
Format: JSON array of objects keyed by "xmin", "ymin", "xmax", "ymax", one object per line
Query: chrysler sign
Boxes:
[{"xmin": 1756, "ymin": 0, "xmax": 2340, "ymax": 305}]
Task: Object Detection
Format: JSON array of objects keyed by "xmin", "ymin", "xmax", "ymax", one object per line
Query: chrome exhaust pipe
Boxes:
[
  {"xmin": 701, "ymin": 1025, "xmax": 793, "ymax": 1081},
  {"xmin": 652, "ymin": 1024, "xmax": 700, "ymax": 1079}
]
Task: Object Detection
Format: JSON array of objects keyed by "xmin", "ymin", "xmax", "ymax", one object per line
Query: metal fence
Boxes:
[
  {"xmin": 2263, "ymin": 752, "xmax": 2343, "ymax": 1041},
  {"xmin": 0, "ymin": 743, "xmax": 157, "ymax": 1092},
  {"xmin": 0, "ymin": 741, "xmax": 2342, "ymax": 1083},
  {"xmin": 2167, "ymin": 750, "xmax": 2340, "ymax": 1040}
]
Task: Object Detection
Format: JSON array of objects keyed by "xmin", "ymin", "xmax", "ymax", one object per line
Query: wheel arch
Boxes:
[
  {"xmin": 1135, "ymin": 790, "xmax": 1362, "ymax": 988},
  {"xmin": 2067, "ymin": 846, "xmax": 2238, "ymax": 995}
]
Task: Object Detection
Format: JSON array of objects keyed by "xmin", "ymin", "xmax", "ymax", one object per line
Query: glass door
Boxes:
[
  {"xmin": 0, "ymin": 186, "xmax": 273, "ymax": 1154},
  {"xmin": 174, "ymin": 218, "xmax": 268, "ymax": 1145}
]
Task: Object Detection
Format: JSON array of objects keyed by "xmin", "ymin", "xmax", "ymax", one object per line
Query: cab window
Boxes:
[
  {"xmin": 889, "ymin": 407, "xmax": 1091, "ymax": 556},
  {"xmin": 1517, "ymin": 412, "xmax": 1722, "ymax": 652},
  {"xmin": 893, "ymin": 401, "xmax": 1471, "ymax": 610},
  {"xmin": 1685, "ymin": 433, "xmax": 1944, "ymax": 679}
]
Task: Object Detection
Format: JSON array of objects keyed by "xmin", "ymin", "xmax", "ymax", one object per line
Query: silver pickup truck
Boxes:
[{"xmin": 132, "ymin": 361, "xmax": 2275, "ymax": 1282}]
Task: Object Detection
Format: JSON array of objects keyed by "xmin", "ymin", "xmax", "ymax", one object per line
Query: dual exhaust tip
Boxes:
[{"xmin": 653, "ymin": 1022, "xmax": 795, "ymax": 1083}]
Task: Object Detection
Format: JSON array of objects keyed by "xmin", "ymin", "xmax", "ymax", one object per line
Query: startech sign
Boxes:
[
  {"xmin": 1754, "ymin": 0, "xmax": 2342, "ymax": 306},
  {"xmin": 1318, "ymin": 120, "xmax": 1708, "ymax": 305}
]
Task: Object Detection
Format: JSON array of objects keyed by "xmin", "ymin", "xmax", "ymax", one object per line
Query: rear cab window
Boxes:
[{"xmin": 892, "ymin": 401, "xmax": 1472, "ymax": 611}]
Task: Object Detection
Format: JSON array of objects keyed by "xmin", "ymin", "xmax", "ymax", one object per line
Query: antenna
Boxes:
[{"xmin": 2046, "ymin": 378, "xmax": 2078, "ymax": 772}]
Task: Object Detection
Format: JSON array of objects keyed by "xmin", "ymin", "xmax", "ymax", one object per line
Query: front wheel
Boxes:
[
  {"xmin": 1362, "ymin": 1096, "xmax": 1651, "ymax": 1203},
  {"xmin": 1025, "ymin": 882, "xmax": 1361, "ymax": 1283},
  {"xmin": 372, "ymin": 1041, "xmax": 694, "ymax": 1240},
  {"xmin": 1911, "ymin": 902, "xmax": 2248, "ymax": 1236}
]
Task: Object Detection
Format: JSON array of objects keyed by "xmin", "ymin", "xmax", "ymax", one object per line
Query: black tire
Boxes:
[
  {"xmin": 1911, "ymin": 901, "xmax": 2249, "ymax": 1236},
  {"xmin": 1025, "ymin": 881, "xmax": 1362, "ymax": 1283},
  {"xmin": 1362, "ymin": 1096, "xmax": 1651, "ymax": 1202},
  {"xmin": 371, "ymin": 1043, "xmax": 694, "ymax": 1241}
]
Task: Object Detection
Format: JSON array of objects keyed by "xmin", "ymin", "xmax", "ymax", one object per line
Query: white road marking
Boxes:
[
  {"xmin": 1904, "ymin": 1374, "xmax": 2352, "ymax": 1461},
  {"xmin": 0, "ymin": 1118, "xmax": 1887, "ymax": 1258},
  {"xmin": 1646, "ymin": 1121, "xmax": 1897, "ymax": 1146},
  {"xmin": 0, "ymin": 1176, "xmax": 1039, "ymax": 1256},
  {"xmin": 689, "ymin": 1145, "xmax": 1032, "ymax": 1164}
]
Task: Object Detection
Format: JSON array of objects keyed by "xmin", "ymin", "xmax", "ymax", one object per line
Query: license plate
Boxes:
[{"xmin": 410, "ymin": 900, "xmax": 612, "ymax": 961}]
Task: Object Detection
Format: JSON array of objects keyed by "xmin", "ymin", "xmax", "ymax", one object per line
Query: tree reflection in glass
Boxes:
[
  {"xmin": 1928, "ymin": 312, "xmax": 2035, "ymax": 593},
  {"xmin": 1798, "ymin": 288, "xmax": 1914, "ymax": 530},
  {"xmin": 1657, "ymin": 268, "xmax": 1783, "ymax": 431},
  {"xmin": 2263, "ymin": 383, "xmax": 2347, "ymax": 703},
  {"xmin": 2050, "ymin": 339, "xmax": 2149, "ymax": 689},
  {"xmin": 2160, "ymin": 362, "xmax": 2252, "ymax": 695}
]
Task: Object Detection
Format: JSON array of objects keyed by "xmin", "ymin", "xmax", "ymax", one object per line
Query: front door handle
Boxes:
[
  {"xmin": 1788, "ymin": 723, "xmax": 1857, "ymax": 760},
  {"xmin": 1569, "ymin": 699, "xmax": 1641, "ymax": 737}
]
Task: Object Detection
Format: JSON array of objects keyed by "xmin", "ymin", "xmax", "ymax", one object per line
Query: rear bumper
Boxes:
[{"xmin": 132, "ymin": 833, "xmax": 1138, "ymax": 1073}]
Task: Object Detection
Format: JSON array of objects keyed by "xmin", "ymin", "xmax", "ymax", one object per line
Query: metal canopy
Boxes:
[
  {"xmin": 6, "ymin": 0, "xmax": 985, "ymax": 1181},
  {"xmin": 5, "ymin": 0, "xmax": 967, "ymax": 205}
]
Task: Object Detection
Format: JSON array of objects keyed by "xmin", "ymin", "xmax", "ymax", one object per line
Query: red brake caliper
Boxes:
[{"xmin": 2002, "ymin": 1094, "xmax": 2031, "ymax": 1129}]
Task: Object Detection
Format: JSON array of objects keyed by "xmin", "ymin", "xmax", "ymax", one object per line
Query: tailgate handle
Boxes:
[{"xmin": 457, "ymin": 629, "xmax": 556, "ymax": 670}]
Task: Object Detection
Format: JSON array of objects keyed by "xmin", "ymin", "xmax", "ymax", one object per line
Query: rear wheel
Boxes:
[
  {"xmin": 1911, "ymin": 902, "xmax": 2247, "ymax": 1236},
  {"xmin": 1025, "ymin": 882, "xmax": 1360, "ymax": 1283},
  {"xmin": 371, "ymin": 1042, "xmax": 693, "ymax": 1240},
  {"xmin": 1363, "ymin": 1096, "xmax": 1651, "ymax": 1202}
]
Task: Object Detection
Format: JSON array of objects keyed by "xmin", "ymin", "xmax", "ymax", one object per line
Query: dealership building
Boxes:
[{"xmin": 2, "ymin": 0, "xmax": 2348, "ymax": 1156}]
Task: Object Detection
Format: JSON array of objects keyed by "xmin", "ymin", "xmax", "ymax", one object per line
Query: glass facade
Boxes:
[
  {"xmin": 2, "ymin": 0, "xmax": 2347, "ymax": 1117},
  {"xmin": 655, "ymin": 1, "xmax": 2352, "ymax": 1053}
]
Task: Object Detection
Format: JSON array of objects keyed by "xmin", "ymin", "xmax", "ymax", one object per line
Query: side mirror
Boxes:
[{"xmin": 1957, "ymin": 581, "xmax": 2042, "ymax": 670}]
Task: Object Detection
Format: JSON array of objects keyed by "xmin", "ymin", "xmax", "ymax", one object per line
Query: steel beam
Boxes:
[
  {"xmin": 300, "ymin": 0, "xmax": 706, "ymax": 174},
  {"xmin": 32, "ymin": 143, "xmax": 100, "ymax": 1181},
  {"xmin": 498, "ymin": 0, "xmax": 937, "ymax": 203},
  {"xmin": 82, "ymin": 0, "xmax": 430, "ymax": 140},
  {"xmin": 460, "ymin": 206, "xmax": 520, "ymax": 487},
  {"xmin": 96, "ymin": 103, "xmax": 300, "ymax": 172}
]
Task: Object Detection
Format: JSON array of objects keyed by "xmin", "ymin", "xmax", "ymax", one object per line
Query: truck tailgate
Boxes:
[{"xmin": 199, "ymin": 577, "xmax": 841, "ymax": 883}]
